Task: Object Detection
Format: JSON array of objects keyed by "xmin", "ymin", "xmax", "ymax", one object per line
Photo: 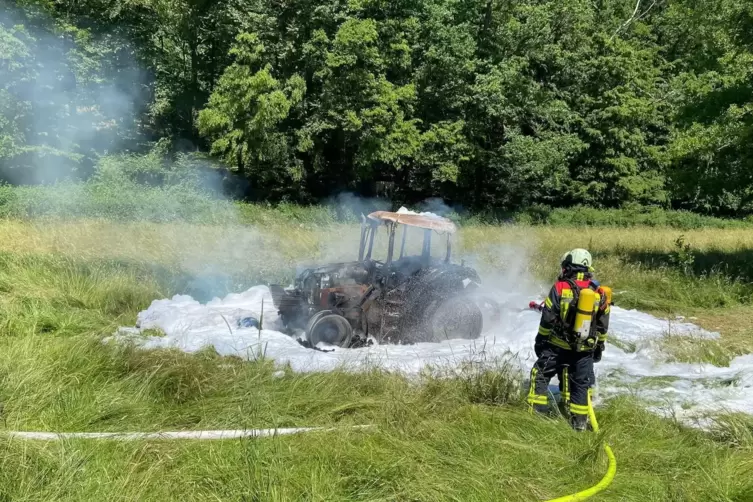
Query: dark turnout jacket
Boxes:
[{"xmin": 536, "ymin": 276, "xmax": 610, "ymax": 352}]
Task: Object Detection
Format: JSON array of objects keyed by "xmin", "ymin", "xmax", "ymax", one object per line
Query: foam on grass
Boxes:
[{"xmin": 114, "ymin": 285, "xmax": 753, "ymax": 424}]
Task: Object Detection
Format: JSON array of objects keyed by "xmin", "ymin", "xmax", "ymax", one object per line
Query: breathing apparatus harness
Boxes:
[{"xmin": 554, "ymin": 268, "xmax": 601, "ymax": 352}]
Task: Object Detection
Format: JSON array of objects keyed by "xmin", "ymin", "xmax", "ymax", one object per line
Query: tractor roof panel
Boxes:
[{"xmin": 367, "ymin": 211, "xmax": 457, "ymax": 234}]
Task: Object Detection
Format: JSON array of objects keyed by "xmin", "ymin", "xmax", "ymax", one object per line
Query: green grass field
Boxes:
[{"xmin": 0, "ymin": 212, "xmax": 751, "ymax": 501}]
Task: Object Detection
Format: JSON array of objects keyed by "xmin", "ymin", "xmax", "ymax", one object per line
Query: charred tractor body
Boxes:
[{"xmin": 270, "ymin": 211, "xmax": 500, "ymax": 348}]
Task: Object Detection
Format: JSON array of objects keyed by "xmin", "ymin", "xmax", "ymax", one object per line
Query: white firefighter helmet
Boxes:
[{"xmin": 561, "ymin": 248, "xmax": 593, "ymax": 269}]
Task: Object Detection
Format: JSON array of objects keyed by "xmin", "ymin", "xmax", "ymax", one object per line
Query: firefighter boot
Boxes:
[{"xmin": 570, "ymin": 414, "xmax": 588, "ymax": 432}]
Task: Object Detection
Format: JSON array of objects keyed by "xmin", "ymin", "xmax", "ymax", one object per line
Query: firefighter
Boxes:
[{"xmin": 527, "ymin": 248, "xmax": 610, "ymax": 431}]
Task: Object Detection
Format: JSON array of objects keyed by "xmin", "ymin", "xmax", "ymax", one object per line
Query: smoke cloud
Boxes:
[
  {"xmin": 0, "ymin": 4, "xmax": 144, "ymax": 185},
  {"xmin": 0, "ymin": 5, "xmax": 266, "ymax": 302}
]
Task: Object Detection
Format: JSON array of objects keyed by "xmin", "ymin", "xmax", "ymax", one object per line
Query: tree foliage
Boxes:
[{"xmin": 2, "ymin": 0, "xmax": 753, "ymax": 215}]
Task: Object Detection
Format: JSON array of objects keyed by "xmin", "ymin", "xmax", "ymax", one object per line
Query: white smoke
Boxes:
[
  {"xmin": 0, "ymin": 5, "xmax": 273, "ymax": 303},
  {"xmin": 0, "ymin": 5, "xmax": 143, "ymax": 185}
]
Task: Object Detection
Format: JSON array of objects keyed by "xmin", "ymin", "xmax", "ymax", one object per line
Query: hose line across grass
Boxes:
[
  {"xmin": 544, "ymin": 392, "xmax": 617, "ymax": 502},
  {"xmin": 3, "ymin": 425, "xmax": 375, "ymax": 441},
  {"xmin": 4, "ymin": 399, "xmax": 616, "ymax": 501}
]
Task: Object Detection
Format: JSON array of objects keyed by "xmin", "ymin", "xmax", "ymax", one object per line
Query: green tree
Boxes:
[
  {"xmin": 663, "ymin": 0, "xmax": 753, "ymax": 215},
  {"xmin": 197, "ymin": 33, "xmax": 305, "ymax": 197},
  {"xmin": 5, "ymin": 0, "xmax": 753, "ymax": 216}
]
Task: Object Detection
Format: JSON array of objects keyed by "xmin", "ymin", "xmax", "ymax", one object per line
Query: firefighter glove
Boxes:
[
  {"xmin": 534, "ymin": 334, "xmax": 545, "ymax": 357},
  {"xmin": 593, "ymin": 341, "xmax": 605, "ymax": 362}
]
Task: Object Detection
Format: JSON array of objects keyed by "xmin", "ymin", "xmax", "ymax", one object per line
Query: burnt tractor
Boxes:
[{"xmin": 269, "ymin": 210, "xmax": 500, "ymax": 348}]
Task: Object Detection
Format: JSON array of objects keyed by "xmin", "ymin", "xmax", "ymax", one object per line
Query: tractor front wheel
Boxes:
[{"xmin": 305, "ymin": 312, "xmax": 353, "ymax": 348}]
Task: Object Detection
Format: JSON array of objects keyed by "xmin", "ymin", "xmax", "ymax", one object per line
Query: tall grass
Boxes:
[
  {"xmin": 0, "ymin": 178, "xmax": 748, "ymax": 498},
  {"xmin": 0, "ymin": 334, "xmax": 751, "ymax": 501},
  {"xmin": 501, "ymin": 204, "xmax": 753, "ymax": 229},
  {"xmin": 462, "ymin": 225, "xmax": 753, "ymax": 307}
]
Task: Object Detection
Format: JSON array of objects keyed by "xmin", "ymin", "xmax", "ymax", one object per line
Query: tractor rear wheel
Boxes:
[
  {"xmin": 306, "ymin": 312, "xmax": 353, "ymax": 348},
  {"xmin": 426, "ymin": 296, "xmax": 483, "ymax": 342}
]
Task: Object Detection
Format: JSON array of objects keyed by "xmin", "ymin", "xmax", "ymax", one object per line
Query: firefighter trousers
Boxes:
[{"xmin": 527, "ymin": 345, "xmax": 594, "ymax": 418}]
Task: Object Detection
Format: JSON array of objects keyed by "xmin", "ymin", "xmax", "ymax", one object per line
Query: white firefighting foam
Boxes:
[{"xmin": 114, "ymin": 285, "xmax": 753, "ymax": 423}]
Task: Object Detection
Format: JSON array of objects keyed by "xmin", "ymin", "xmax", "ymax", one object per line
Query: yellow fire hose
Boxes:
[{"xmin": 544, "ymin": 391, "xmax": 617, "ymax": 502}]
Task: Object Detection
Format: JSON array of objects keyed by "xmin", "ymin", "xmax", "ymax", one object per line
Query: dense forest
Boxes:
[{"xmin": 1, "ymin": 0, "xmax": 752, "ymax": 215}]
